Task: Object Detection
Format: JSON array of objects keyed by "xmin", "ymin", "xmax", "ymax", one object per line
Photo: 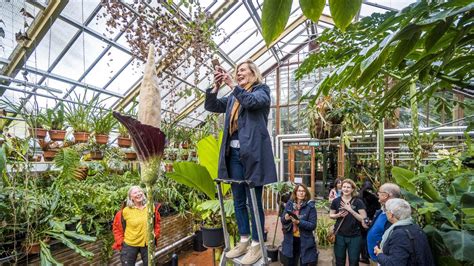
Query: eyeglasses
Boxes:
[{"xmin": 377, "ymin": 191, "xmax": 388, "ymax": 195}]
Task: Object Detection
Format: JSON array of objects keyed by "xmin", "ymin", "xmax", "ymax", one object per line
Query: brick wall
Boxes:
[{"xmin": 23, "ymin": 213, "xmax": 194, "ymax": 265}]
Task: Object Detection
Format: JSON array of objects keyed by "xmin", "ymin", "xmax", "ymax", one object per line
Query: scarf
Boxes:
[
  {"xmin": 229, "ymin": 83, "xmax": 253, "ymax": 136},
  {"xmin": 380, "ymin": 217, "xmax": 413, "ymax": 249},
  {"xmin": 292, "ymin": 201, "xmax": 304, "ymax": 235}
]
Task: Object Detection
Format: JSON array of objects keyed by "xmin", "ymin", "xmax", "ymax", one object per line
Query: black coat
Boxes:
[
  {"xmin": 377, "ymin": 224, "xmax": 435, "ymax": 266},
  {"xmin": 204, "ymin": 84, "xmax": 277, "ymax": 186},
  {"xmin": 281, "ymin": 200, "xmax": 318, "ymax": 264}
]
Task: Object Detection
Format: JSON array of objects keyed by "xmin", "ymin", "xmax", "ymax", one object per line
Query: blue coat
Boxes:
[
  {"xmin": 204, "ymin": 83, "xmax": 277, "ymax": 186},
  {"xmin": 377, "ymin": 224, "xmax": 435, "ymax": 266},
  {"xmin": 281, "ymin": 200, "xmax": 318, "ymax": 264}
]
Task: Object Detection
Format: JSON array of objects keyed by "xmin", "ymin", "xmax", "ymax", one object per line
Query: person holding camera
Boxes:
[
  {"xmin": 280, "ymin": 183, "xmax": 318, "ymax": 266},
  {"xmin": 329, "ymin": 179, "xmax": 368, "ymax": 266},
  {"xmin": 204, "ymin": 59, "xmax": 277, "ymax": 264}
]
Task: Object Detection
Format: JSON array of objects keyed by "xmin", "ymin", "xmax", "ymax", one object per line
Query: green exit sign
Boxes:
[{"xmin": 309, "ymin": 141, "xmax": 320, "ymax": 147}]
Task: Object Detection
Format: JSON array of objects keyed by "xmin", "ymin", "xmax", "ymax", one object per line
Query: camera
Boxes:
[{"xmin": 363, "ymin": 217, "xmax": 371, "ymax": 226}]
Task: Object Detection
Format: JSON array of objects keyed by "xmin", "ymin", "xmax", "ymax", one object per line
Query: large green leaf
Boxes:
[
  {"xmin": 392, "ymin": 31, "xmax": 421, "ymax": 67},
  {"xmin": 46, "ymin": 231, "xmax": 94, "ymax": 259},
  {"xmin": 438, "ymin": 229, "xmax": 474, "ymax": 264},
  {"xmin": 328, "ymin": 0, "xmax": 362, "ymax": 32},
  {"xmin": 356, "ymin": 47, "xmax": 389, "ymax": 88},
  {"xmin": 425, "ymin": 19, "xmax": 452, "ymax": 53},
  {"xmin": 261, "ymin": 0, "xmax": 293, "ymax": 46},
  {"xmin": 391, "ymin": 166, "xmax": 416, "ymax": 193},
  {"xmin": 40, "ymin": 240, "xmax": 63, "ymax": 266},
  {"xmin": 300, "ymin": 0, "xmax": 325, "ymax": 22},
  {"xmin": 166, "ymin": 162, "xmax": 216, "ymax": 200},
  {"xmin": 197, "ymin": 134, "xmax": 220, "ymax": 178}
]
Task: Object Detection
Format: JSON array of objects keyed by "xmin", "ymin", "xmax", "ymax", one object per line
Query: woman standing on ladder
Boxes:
[{"xmin": 204, "ymin": 59, "xmax": 277, "ymax": 264}]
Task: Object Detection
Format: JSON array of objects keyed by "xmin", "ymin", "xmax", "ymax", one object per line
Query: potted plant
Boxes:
[
  {"xmin": 91, "ymin": 110, "xmax": 116, "ymax": 144},
  {"xmin": 117, "ymin": 123, "xmax": 132, "ymax": 147},
  {"xmin": 0, "ymin": 98, "xmax": 47, "ymax": 139},
  {"xmin": 65, "ymin": 95, "xmax": 96, "ymax": 143},
  {"xmin": 42, "ymin": 103, "xmax": 67, "ymax": 141}
]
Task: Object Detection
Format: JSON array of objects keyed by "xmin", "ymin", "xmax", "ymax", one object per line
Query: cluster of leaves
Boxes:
[
  {"xmin": 391, "ymin": 135, "xmax": 474, "ymax": 265},
  {"xmin": 297, "ymin": 1, "xmax": 473, "ymax": 119},
  {"xmin": 261, "ymin": 0, "xmax": 363, "ymax": 45}
]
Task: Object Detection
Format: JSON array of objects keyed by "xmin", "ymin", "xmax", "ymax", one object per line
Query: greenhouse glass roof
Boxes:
[{"xmin": 0, "ymin": 0, "xmax": 414, "ymax": 128}]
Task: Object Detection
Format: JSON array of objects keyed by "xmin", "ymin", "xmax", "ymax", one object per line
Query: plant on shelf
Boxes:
[
  {"xmin": 176, "ymin": 127, "xmax": 193, "ymax": 149},
  {"xmin": 42, "ymin": 103, "xmax": 67, "ymax": 141},
  {"xmin": 65, "ymin": 94, "xmax": 97, "ymax": 143},
  {"xmin": 91, "ymin": 110, "xmax": 116, "ymax": 145},
  {"xmin": 117, "ymin": 123, "xmax": 132, "ymax": 148},
  {"xmin": 0, "ymin": 98, "xmax": 47, "ymax": 139}
]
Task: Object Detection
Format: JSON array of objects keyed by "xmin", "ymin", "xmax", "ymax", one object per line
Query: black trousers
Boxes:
[
  {"xmin": 121, "ymin": 242, "xmax": 147, "ymax": 265},
  {"xmin": 284, "ymin": 237, "xmax": 317, "ymax": 266}
]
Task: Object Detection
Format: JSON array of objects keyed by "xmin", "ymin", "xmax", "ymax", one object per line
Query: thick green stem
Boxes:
[
  {"xmin": 377, "ymin": 120, "xmax": 385, "ymax": 183},
  {"xmin": 410, "ymin": 82, "xmax": 422, "ymax": 174},
  {"xmin": 142, "ymin": 157, "xmax": 161, "ymax": 265},
  {"xmin": 146, "ymin": 184, "xmax": 155, "ymax": 265}
]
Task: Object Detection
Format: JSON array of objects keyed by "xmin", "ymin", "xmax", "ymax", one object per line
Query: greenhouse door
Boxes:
[{"xmin": 288, "ymin": 145, "xmax": 315, "ymax": 199}]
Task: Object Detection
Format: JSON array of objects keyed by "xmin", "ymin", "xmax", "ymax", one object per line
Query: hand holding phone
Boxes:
[
  {"xmin": 211, "ymin": 58, "xmax": 222, "ymax": 90},
  {"xmin": 286, "ymin": 211, "xmax": 299, "ymax": 220}
]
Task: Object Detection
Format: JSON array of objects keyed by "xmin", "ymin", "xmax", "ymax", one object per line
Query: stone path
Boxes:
[{"xmin": 178, "ymin": 212, "xmax": 369, "ymax": 266}]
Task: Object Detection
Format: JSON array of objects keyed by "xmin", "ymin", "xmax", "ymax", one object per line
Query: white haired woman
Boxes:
[
  {"xmin": 374, "ymin": 198, "xmax": 434, "ymax": 266},
  {"xmin": 112, "ymin": 186, "xmax": 161, "ymax": 265}
]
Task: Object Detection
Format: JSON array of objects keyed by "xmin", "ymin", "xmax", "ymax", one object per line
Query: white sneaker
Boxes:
[
  {"xmin": 226, "ymin": 240, "xmax": 249, "ymax": 259},
  {"xmin": 240, "ymin": 244, "xmax": 261, "ymax": 265}
]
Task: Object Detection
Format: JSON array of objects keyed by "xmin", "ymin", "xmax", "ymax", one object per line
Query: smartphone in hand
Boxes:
[
  {"xmin": 286, "ymin": 211, "xmax": 299, "ymax": 220},
  {"xmin": 211, "ymin": 58, "xmax": 221, "ymax": 70}
]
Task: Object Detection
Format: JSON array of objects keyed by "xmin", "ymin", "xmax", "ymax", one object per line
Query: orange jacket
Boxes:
[{"xmin": 112, "ymin": 203, "xmax": 161, "ymax": 250}]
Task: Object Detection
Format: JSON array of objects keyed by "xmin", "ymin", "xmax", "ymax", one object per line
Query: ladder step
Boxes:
[{"xmin": 230, "ymin": 255, "xmax": 271, "ymax": 266}]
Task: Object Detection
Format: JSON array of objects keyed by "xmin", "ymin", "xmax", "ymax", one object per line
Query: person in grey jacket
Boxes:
[{"xmin": 205, "ymin": 59, "xmax": 277, "ymax": 264}]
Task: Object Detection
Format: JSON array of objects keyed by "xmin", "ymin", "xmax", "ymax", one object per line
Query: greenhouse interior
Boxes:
[{"xmin": 0, "ymin": 0, "xmax": 472, "ymax": 265}]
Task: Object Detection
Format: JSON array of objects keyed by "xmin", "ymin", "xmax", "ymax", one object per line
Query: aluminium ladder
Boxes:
[{"xmin": 215, "ymin": 178, "xmax": 270, "ymax": 266}]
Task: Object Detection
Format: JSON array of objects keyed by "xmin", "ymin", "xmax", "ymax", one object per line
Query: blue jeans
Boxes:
[{"xmin": 227, "ymin": 147, "xmax": 264, "ymax": 241}]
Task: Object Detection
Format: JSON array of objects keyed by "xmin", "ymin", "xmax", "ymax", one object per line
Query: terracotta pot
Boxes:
[
  {"xmin": 49, "ymin": 130, "xmax": 66, "ymax": 141},
  {"xmin": 28, "ymin": 128, "xmax": 47, "ymax": 139},
  {"xmin": 74, "ymin": 132, "xmax": 90, "ymax": 143},
  {"xmin": 181, "ymin": 154, "xmax": 189, "ymax": 161},
  {"xmin": 95, "ymin": 134, "xmax": 109, "ymax": 144},
  {"xmin": 90, "ymin": 151, "xmax": 103, "ymax": 160},
  {"xmin": 43, "ymin": 150, "xmax": 58, "ymax": 161},
  {"xmin": 191, "ymin": 150, "xmax": 197, "ymax": 158},
  {"xmin": 125, "ymin": 152, "xmax": 137, "ymax": 161},
  {"xmin": 24, "ymin": 242, "xmax": 41, "ymax": 254},
  {"xmin": 181, "ymin": 142, "xmax": 189, "ymax": 149},
  {"xmin": 165, "ymin": 163, "xmax": 173, "ymax": 172},
  {"xmin": 117, "ymin": 137, "xmax": 132, "ymax": 148}
]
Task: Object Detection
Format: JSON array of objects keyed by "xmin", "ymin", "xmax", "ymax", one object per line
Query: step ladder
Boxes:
[{"xmin": 215, "ymin": 178, "xmax": 270, "ymax": 266}]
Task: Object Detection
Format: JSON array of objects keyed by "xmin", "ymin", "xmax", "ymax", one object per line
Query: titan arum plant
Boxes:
[{"xmin": 113, "ymin": 45, "xmax": 165, "ymax": 265}]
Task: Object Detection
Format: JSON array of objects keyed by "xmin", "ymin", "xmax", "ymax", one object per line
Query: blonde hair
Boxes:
[
  {"xmin": 126, "ymin": 185, "xmax": 147, "ymax": 208},
  {"xmin": 234, "ymin": 59, "xmax": 263, "ymax": 85},
  {"xmin": 341, "ymin": 179, "xmax": 358, "ymax": 197}
]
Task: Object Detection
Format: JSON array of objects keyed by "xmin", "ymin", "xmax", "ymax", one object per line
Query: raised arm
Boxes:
[{"xmin": 232, "ymin": 84, "xmax": 270, "ymax": 110}]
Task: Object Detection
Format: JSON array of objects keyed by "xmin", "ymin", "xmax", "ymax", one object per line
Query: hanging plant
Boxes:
[{"xmin": 102, "ymin": 1, "xmax": 221, "ymax": 121}]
